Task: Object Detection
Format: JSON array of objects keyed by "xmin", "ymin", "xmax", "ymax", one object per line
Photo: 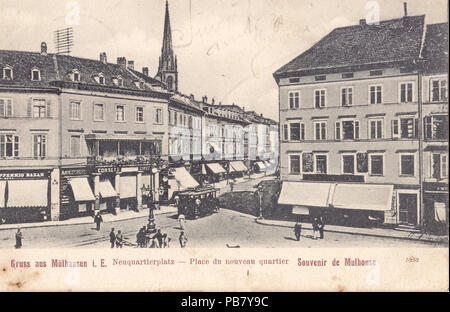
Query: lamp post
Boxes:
[
  {"xmin": 142, "ymin": 185, "xmax": 156, "ymax": 234},
  {"xmin": 257, "ymin": 184, "xmax": 264, "ymax": 219}
]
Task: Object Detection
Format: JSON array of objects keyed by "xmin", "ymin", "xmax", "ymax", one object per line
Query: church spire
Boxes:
[{"xmin": 156, "ymin": 0, "xmax": 178, "ymax": 91}]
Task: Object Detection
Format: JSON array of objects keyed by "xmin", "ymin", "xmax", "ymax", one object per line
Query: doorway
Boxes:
[{"xmin": 398, "ymin": 193, "xmax": 418, "ymax": 225}]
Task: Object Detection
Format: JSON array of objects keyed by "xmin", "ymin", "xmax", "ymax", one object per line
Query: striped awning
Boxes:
[
  {"xmin": 230, "ymin": 161, "xmax": 247, "ymax": 172},
  {"xmin": 207, "ymin": 163, "xmax": 226, "ymax": 174},
  {"xmin": 6, "ymin": 179, "xmax": 49, "ymax": 207}
]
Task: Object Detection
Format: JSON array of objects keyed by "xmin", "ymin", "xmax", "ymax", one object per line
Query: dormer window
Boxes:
[
  {"xmin": 134, "ymin": 80, "xmax": 144, "ymax": 89},
  {"xmin": 72, "ymin": 70, "xmax": 81, "ymax": 82},
  {"xmin": 113, "ymin": 76, "xmax": 124, "ymax": 87},
  {"xmin": 98, "ymin": 74, "xmax": 105, "ymax": 85},
  {"xmin": 31, "ymin": 68, "xmax": 41, "ymax": 81},
  {"xmin": 2, "ymin": 66, "xmax": 13, "ymax": 80}
]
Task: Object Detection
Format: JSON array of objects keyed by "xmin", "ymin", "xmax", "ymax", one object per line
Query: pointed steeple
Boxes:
[{"xmin": 156, "ymin": 0, "xmax": 178, "ymax": 91}]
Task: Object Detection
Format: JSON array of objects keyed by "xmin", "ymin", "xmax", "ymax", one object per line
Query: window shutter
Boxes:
[
  {"xmin": 46, "ymin": 100, "xmax": 51, "ymax": 118},
  {"xmin": 0, "ymin": 99, "xmax": 4, "ymax": 117},
  {"xmin": 424, "ymin": 116, "xmax": 432, "ymax": 139},
  {"xmin": 355, "ymin": 121, "xmax": 360, "ymax": 139},
  {"xmin": 14, "ymin": 135, "xmax": 19, "ymax": 157},
  {"xmin": 335, "ymin": 122, "xmax": 340, "ymax": 140},
  {"xmin": 6, "ymin": 99, "xmax": 12, "ymax": 117},
  {"xmin": 302, "ymin": 153, "xmax": 314, "ymax": 173},
  {"xmin": 414, "ymin": 118, "xmax": 418, "ymax": 138},
  {"xmin": 27, "ymin": 98, "xmax": 32, "ymax": 117},
  {"xmin": 0, "ymin": 135, "xmax": 4, "ymax": 157},
  {"xmin": 357, "ymin": 152, "xmax": 368, "ymax": 173}
]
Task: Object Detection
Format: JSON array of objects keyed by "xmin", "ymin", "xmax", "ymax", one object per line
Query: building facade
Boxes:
[{"xmin": 274, "ymin": 10, "xmax": 448, "ymax": 230}]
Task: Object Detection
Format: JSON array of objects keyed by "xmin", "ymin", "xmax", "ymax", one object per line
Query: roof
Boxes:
[
  {"xmin": 169, "ymin": 92, "xmax": 204, "ymax": 113},
  {"xmin": 274, "ymin": 15, "xmax": 426, "ymax": 78},
  {"xmin": 421, "ymin": 22, "xmax": 449, "ymax": 74},
  {"xmin": 0, "ymin": 50, "xmax": 169, "ymax": 97}
]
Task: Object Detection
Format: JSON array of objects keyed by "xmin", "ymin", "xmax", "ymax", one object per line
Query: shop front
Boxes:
[
  {"xmin": 423, "ymin": 182, "xmax": 449, "ymax": 234},
  {"xmin": 0, "ymin": 169, "xmax": 51, "ymax": 223},
  {"xmin": 60, "ymin": 167, "xmax": 95, "ymax": 219}
]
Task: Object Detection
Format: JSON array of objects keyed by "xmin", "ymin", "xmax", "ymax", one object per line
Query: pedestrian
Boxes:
[
  {"xmin": 94, "ymin": 212, "xmax": 103, "ymax": 231},
  {"xmin": 179, "ymin": 231, "xmax": 188, "ymax": 248},
  {"xmin": 294, "ymin": 220, "xmax": 302, "ymax": 241},
  {"xmin": 15, "ymin": 228, "xmax": 23, "ymax": 249},
  {"xmin": 153, "ymin": 229, "xmax": 163, "ymax": 248},
  {"xmin": 162, "ymin": 233, "xmax": 170, "ymax": 248},
  {"xmin": 229, "ymin": 180, "xmax": 235, "ymax": 192},
  {"xmin": 149, "ymin": 238, "xmax": 157, "ymax": 248},
  {"xmin": 109, "ymin": 228, "xmax": 116, "ymax": 248},
  {"xmin": 178, "ymin": 210, "xmax": 186, "ymax": 230},
  {"xmin": 312, "ymin": 217, "xmax": 319, "ymax": 240},
  {"xmin": 136, "ymin": 227, "xmax": 143, "ymax": 248},
  {"xmin": 115, "ymin": 230, "xmax": 123, "ymax": 248},
  {"xmin": 318, "ymin": 216, "xmax": 325, "ymax": 239}
]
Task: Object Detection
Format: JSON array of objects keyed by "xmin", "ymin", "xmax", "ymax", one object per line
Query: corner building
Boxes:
[{"xmin": 274, "ymin": 12, "xmax": 448, "ymax": 229}]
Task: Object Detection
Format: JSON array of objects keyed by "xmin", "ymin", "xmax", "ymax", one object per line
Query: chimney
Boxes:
[
  {"xmin": 359, "ymin": 19, "xmax": 366, "ymax": 26},
  {"xmin": 117, "ymin": 57, "xmax": 127, "ymax": 69},
  {"xmin": 403, "ymin": 2, "xmax": 408, "ymax": 16},
  {"xmin": 100, "ymin": 52, "xmax": 107, "ymax": 64},
  {"xmin": 260, "ymin": 113, "xmax": 263, "ymax": 117},
  {"xmin": 127, "ymin": 60, "xmax": 134, "ymax": 70},
  {"xmin": 203, "ymin": 96, "xmax": 208, "ymax": 103},
  {"xmin": 190, "ymin": 94, "xmax": 195, "ymax": 101},
  {"xmin": 142, "ymin": 67, "xmax": 149, "ymax": 76},
  {"xmin": 211, "ymin": 98, "xmax": 215, "ymax": 105},
  {"xmin": 40, "ymin": 42, "xmax": 47, "ymax": 55},
  {"xmin": 219, "ymin": 101, "xmax": 222, "ymax": 106}
]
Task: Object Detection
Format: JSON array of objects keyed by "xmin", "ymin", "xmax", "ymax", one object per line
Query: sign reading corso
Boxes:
[{"xmin": 0, "ymin": 170, "xmax": 49, "ymax": 180}]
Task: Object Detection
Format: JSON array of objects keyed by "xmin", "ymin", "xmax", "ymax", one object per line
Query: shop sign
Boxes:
[
  {"xmin": 61, "ymin": 168, "xmax": 88, "ymax": 176},
  {"xmin": 138, "ymin": 165, "xmax": 153, "ymax": 172},
  {"xmin": 0, "ymin": 170, "xmax": 49, "ymax": 180},
  {"xmin": 424, "ymin": 182, "xmax": 448, "ymax": 193},
  {"xmin": 94, "ymin": 166, "xmax": 120, "ymax": 174}
]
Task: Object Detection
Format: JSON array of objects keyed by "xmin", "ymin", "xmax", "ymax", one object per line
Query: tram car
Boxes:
[{"xmin": 176, "ymin": 187, "xmax": 220, "ymax": 220}]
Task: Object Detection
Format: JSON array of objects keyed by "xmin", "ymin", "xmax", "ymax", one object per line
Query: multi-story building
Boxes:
[
  {"xmin": 0, "ymin": 44, "xmax": 170, "ymax": 223},
  {"xmin": 274, "ymin": 8, "xmax": 448, "ymax": 230}
]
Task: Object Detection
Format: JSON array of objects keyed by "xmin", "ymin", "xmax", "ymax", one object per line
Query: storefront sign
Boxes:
[
  {"xmin": 95, "ymin": 166, "xmax": 120, "ymax": 174},
  {"xmin": 424, "ymin": 182, "xmax": 449, "ymax": 193},
  {"xmin": 139, "ymin": 165, "xmax": 153, "ymax": 172},
  {"xmin": 0, "ymin": 170, "xmax": 49, "ymax": 180},
  {"xmin": 61, "ymin": 168, "xmax": 88, "ymax": 176}
]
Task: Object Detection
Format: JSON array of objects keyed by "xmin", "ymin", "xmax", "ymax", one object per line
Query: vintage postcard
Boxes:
[{"xmin": 0, "ymin": 0, "xmax": 448, "ymax": 293}]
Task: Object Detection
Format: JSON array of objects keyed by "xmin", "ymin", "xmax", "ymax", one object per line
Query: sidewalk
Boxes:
[
  {"xmin": 255, "ymin": 218, "xmax": 449, "ymax": 244},
  {"xmin": 0, "ymin": 206, "xmax": 178, "ymax": 231}
]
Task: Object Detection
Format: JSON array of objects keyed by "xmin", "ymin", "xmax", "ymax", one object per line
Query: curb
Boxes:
[
  {"xmin": 0, "ymin": 208, "xmax": 177, "ymax": 231},
  {"xmin": 255, "ymin": 219, "xmax": 448, "ymax": 245}
]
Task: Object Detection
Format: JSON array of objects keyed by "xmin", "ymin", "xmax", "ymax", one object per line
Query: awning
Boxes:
[
  {"xmin": 99, "ymin": 179, "xmax": 117, "ymax": 199},
  {"xmin": 120, "ymin": 175, "xmax": 137, "ymax": 198},
  {"xmin": 207, "ymin": 163, "xmax": 226, "ymax": 174},
  {"xmin": 173, "ymin": 167, "xmax": 199, "ymax": 190},
  {"xmin": 256, "ymin": 161, "xmax": 267, "ymax": 170},
  {"xmin": 69, "ymin": 177, "xmax": 95, "ymax": 202},
  {"xmin": 230, "ymin": 161, "xmax": 247, "ymax": 172},
  {"xmin": 331, "ymin": 184, "xmax": 394, "ymax": 211},
  {"xmin": 278, "ymin": 182, "xmax": 333, "ymax": 208},
  {"xmin": 0, "ymin": 181, "xmax": 6, "ymax": 208},
  {"xmin": 6, "ymin": 179, "xmax": 48, "ymax": 207},
  {"xmin": 201, "ymin": 164, "xmax": 207, "ymax": 175},
  {"xmin": 292, "ymin": 206, "xmax": 310, "ymax": 215},
  {"xmin": 84, "ymin": 133, "xmax": 155, "ymax": 141}
]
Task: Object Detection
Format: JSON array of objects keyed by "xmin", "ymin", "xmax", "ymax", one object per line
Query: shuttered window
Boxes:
[{"xmin": 0, "ymin": 98, "xmax": 13, "ymax": 117}]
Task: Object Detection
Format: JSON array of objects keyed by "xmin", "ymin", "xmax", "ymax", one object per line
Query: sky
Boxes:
[{"xmin": 0, "ymin": 0, "xmax": 447, "ymax": 121}]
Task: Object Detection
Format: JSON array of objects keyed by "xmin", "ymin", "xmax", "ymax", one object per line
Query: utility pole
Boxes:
[{"xmin": 417, "ymin": 66, "xmax": 425, "ymax": 232}]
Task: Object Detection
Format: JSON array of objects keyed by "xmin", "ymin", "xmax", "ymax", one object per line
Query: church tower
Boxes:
[{"xmin": 156, "ymin": 0, "xmax": 178, "ymax": 91}]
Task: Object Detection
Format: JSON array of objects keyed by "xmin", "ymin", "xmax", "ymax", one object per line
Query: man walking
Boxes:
[
  {"xmin": 179, "ymin": 231, "xmax": 188, "ymax": 248},
  {"xmin": 318, "ymin": 216, "xmax": 325, "ymax": 239},
  {"xmin": 94, "ymin": 212, "xmax": 103, "ymax": 231},
  {"xmin": 294, "ymin": 220, "xmax": 302, "ymax": 241},
  {"xmin": 15, "ymin": 228, "xmax": 23, "ymax": 249},
  {"xmin": 109, "ymin": 228, "xmax": 116, "ymax": 248},
  {"xmin": 312, "ymin": 217, "xmax": 319, "ymax": 240},
  {"xmin": 115, "ymin": 230, "xmax": 123, "ymax": 248},
  {"xmin": 153, "ymin": 229, "xmax": 163, "ymax": 248}
]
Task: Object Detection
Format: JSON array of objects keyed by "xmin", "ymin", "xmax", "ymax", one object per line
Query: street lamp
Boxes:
[
  {"xmin": 257, "ymin": 184, "xmax": 264, "ymax": 219},
  {"xmin": 142, "ymin": 185, "xmax": 156, "ymax": 234}
]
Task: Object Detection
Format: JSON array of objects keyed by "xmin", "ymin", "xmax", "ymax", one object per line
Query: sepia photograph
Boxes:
[{"xmin": 0, "ymin": 0, "xmax": 448, "ymax": 292}]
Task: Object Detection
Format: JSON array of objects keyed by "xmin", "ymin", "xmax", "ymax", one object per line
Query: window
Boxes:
[
  {"xmin": 369, "ymin": 154, "xmax": 384, "ymax": 176},
  {"xmin": 315, "ymin": 75, "xmax": 326, "ymax": 81},
  {"xmin": 339, "ymin": 120, "xmax": 359, "ymax": 140},
  {"xmin": 31, "ymin": 68, "xmax": 40, "ymax": 81},
  {"xmin": 70, "ymin": 135, "xmax": 81, "ymax": 157},
  {"xmin": 342, "ymin": 73, "xmax": 354, "ymax": 79},
  {"xmin": 400, "ymin": 154, "xmax": 415, "ymax": 176},
  {"xmin": 335, "ymin": 122, "xmax": 341, "ymax": 140},
  {"xmin": 135, "ymin": 106, "xmax": 144, "ymax": 123},
  {"xmin": 314, "ymin": 89, "xmax": 326, "ymax": 108},
  {"xmin": 289, "ymin": 91, "xmax": 300, "ymax": 109},
  {"xmin": 116, "ymin": 105, "xmax": 125, "ymax": 122},
  {"xmin": 0, "ymin": 98, "xmax": 13, "ymax": 117},
  {"xmin": 369, "ymin": 119, "xmax": 383, "ymax": 139},
  {"xmin": 399, "ymin": 82, "xmax": 413, "ymax": 103},
  {"xmin": 370, "ymin": 70, "xmax": 382, "ymax": 76},
  {"xmin": 290, "ymin": 123, "xmax": 300, "ymax": 141},
  {"xmin": 424, "ymin": 115, "xmax": 448, "ymax": 140},
  {"xmin": 70, "ymin": 101, "xmax": 81, "ymax": 120},
  {"xmin": 289, "ymin": 78, "xmax": 300, "ymax": 83},
  {"xmin": 431, "ymin": 79, "xmax": 447, "ymax": 102},
  {"xmin": 98, "ymin": 74, "xmax": 105, "ymax": 85},
  {"xmin": 314, "ymin": 121, "xmax": 327, "ymax": 140},
  {"xmin": 315, "ymin": 154, "xmax": 327, "ymax": 174},
  {"xmin": 118, "ymin": 77, "xmax": 123, "ymax": 87},
  {"xmin": 154, "ymin": 108, "xmax": 163, "ymax": 124},
  {"xmin": 289, "ymin": 155, "xmax": 301, "ymax": 175},
  {"xmin": 302, "ymin": 153, "xmax": 314, "ymax": 173},
  {"xmin": 2, "ymin": 66, "xmax": 13, "ymax": 80},
  {"xmin": 93, "ymin": 104, "xmax": 104, "ymax": 121},
  {"xmin": 393, "ymin": 117, "xmax": 418, "ymax": 139},
  {"xmin": 341, "ymin": 87, "xmax": 353, "ymax": 106},
  {"xmin": 432, "ymin": 154, "xmax": 448, "ymax": 180},
  {"xmin": 342, "ymin": 154, "xmax": 355, "ymax": 174},
  {"xmin": 32, "ymin": 99, "xmax": 47, "ymax": 118},
  {"xmin": 369, "ymin": 85, "xmax": 383, "ymax": 104},
  {"xmin": 33, "ymin": 134, "xmax": 47, "ymax": 158},
  {"xmin": 73, "ymin": 71, "xmax": 80, "ymax": 82},
  {"xmin": 0, "ymin": 134, "xmax": 19, "ymax": 158}
]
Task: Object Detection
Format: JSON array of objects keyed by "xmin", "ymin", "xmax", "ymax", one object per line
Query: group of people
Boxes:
[
  {"xmin": 109, "ymin": 228, "xmax": 124, "ymax": 248},
  {"xmin": 293, "ymin": 216, "xmax": 326, "ymax": 241},
  {"xmin": 175, "ymin": 193, "xmax": 219, "ymax": 221},
  {"xmin": 136, "ymin": 227, "xmax": 170, "ymax": 248}
]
